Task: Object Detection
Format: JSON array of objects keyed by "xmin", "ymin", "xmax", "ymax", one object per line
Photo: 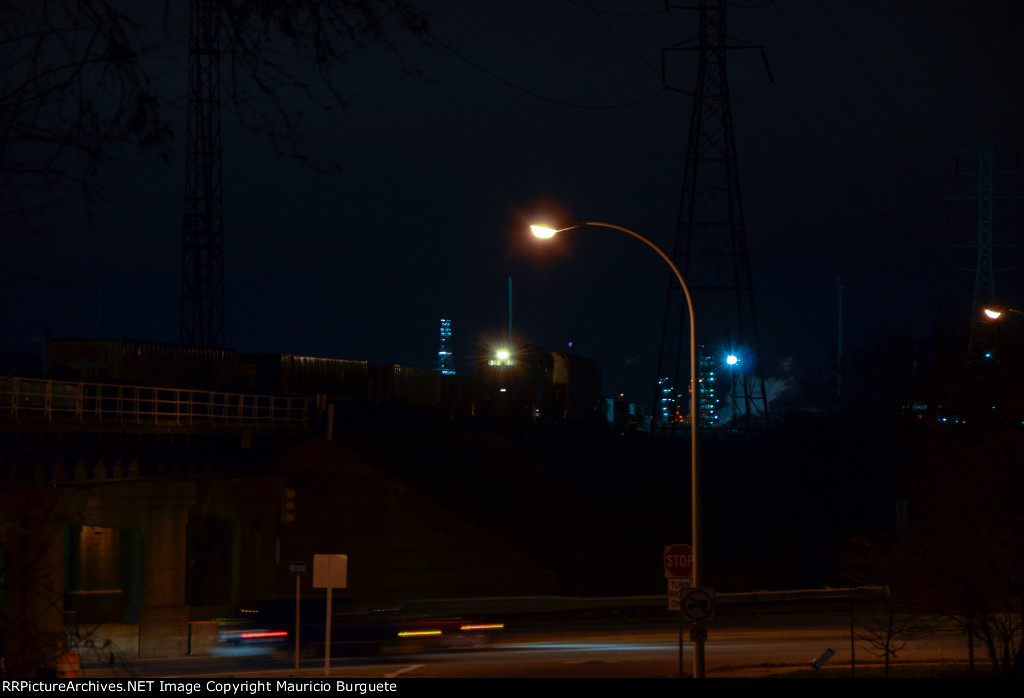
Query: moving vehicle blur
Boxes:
[{"xmin": 215, "ymin": 598, "xmax": 503, "ymax": 657}]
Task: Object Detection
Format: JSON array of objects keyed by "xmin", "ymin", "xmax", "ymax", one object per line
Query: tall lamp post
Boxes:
[{"xmin": 530, "ymin": 220, "xmax": 705, "ymax": 678}]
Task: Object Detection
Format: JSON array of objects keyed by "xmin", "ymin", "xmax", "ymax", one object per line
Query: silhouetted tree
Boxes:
[
  {"xmin": 846, "ymin": 427, "xmax": 1024, "ymax": 676},
  {"xmin": 908, "ymin": 429, "xmax": 1024, "ymax": 675},
  {"xmin": 2, "ymin": 1, "xmax": 173, "ymax": 238},
  {"xmin": 0, "ymin": 486, "xmax": 78, "ymax": 677},
  {"xmin": 844, "ymin": 532, "xmax": 940, "ymax": 677},
  {"xmin": 1, "ymin": 0, "xmax": 429, "ymax": 241},
  {"xmin": 1, "ymin": 0, "xmax": 430, "ymax": 674}
]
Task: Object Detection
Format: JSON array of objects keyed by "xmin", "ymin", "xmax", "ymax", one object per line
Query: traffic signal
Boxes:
[{"xmin": 281, "ymin": 487, "xmax": 296, "ymax": 524}]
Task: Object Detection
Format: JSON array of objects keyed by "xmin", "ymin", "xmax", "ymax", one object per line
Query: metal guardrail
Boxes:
[
  {"xmin": 0, "ymin": 376, "xmax": 309, "ymax": 429},
  {"xmin": 389, "ymin": 587, "xmax": 890, "ymax": 617}
]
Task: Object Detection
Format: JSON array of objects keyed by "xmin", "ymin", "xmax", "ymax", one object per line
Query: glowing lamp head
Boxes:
[
  {"xmin": 530, "ymin": 224, "xmax": 558, "ymax": 239},
  {"xmin": 488, "ymin": 347, "xmax": 516, "ymax": 366},
  {"xmin": 726, "ymin": 354, "xmax": 739, "ymax": 366},
  {"xmin": 983, "ymin": 308, "xmax": 1003, "ymax": 320}
]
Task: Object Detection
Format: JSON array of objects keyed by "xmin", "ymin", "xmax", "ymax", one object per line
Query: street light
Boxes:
[
  {"xmin": 489, "ymin": 348, "xmax": 515, "ymax": 366},
  {"xmin": 530, "ymin": 220, "xmax": 705, "ymax": 678},
  {"xmin": 982, "ymin": 305, "xmax": 1024, "ymax": 321}
]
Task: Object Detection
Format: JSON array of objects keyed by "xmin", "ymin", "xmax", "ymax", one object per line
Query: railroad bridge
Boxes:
[{"xmin": 0, "ymin": 376, "xmax": 550, "ymax": 675}]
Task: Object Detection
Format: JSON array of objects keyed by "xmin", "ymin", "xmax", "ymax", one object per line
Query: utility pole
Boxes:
[
  {"xmin": 657, "ymin": 0, "xmax": 768, "ymax": 430},
  {"xmin": 180, "ymin": 0, "xmax": 225, "ymax": 347}
]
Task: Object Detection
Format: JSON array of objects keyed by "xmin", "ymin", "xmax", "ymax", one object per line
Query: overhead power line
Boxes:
[{"xmin": 425, "ymin": 29, "xmax": 664, "ymax": 111}]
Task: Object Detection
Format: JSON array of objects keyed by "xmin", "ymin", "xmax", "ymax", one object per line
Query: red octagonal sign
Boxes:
[{"xmin": 664, "ymin": 543, "xmax": 693, "ymax": 579}]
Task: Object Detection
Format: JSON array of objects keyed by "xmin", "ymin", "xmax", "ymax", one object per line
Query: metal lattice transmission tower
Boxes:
[
  {"xmin": 180, "ymin": 0, "xmax": 225, "ymax": 348},
  {"xmin": 952, "ymin": 141, "xmax": 996, "ymax": 358},
  {"xmin": 968, "ymin": 141, "xmax": 996, "ymax": 357},
  {"xmin": 951, "ymin": 141, "xmax": 1021, "ymax": 359},
  {"xmin": 656, "ymin": 0, "xmax": 768, "ymax": 429}
]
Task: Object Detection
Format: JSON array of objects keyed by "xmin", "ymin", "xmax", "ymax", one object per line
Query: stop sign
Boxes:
[{"xmin": 664, "ymin": 543, "xmax": 693, "ymax": 579}]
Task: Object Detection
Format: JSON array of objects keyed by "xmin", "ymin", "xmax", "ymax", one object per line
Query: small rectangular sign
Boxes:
[
  {"xmin": 667, "ymin": 577, "xmax": 693, "ymax": 610},
  {"xmin": 312, "ymin": 554, "xmax": 348, "ymax": 589}
]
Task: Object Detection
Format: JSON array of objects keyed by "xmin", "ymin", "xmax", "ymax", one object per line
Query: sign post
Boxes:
[
  {"xmin": 664, "ymin": 544, "xmax": 694, "ymax": 677},
  {"xmin": 313, "ymin": 554, "xmax": 347, "ymax": 676},
  {"xmin": 289, "ymin": 561, "xmax": 307, "ymax": 672}
]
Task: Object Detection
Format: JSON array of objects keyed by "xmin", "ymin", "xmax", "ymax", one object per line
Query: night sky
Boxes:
[{"xmin": 4, "ymin": 1, "xmax": 1023, "ymax": 411}]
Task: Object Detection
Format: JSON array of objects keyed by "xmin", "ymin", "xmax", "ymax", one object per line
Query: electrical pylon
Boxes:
[
  {"xmin": 656, "ymin": 0, "xmax": 768, "ymax": 430},
  {"xmin": 951, "ymin": 141, "xmax": 1024, "ymax": 361},
  {"xmin": 180, "ymin": 0, "xmax": 225, "ymax": 347},
  {"xmin": 951, "ymin": 141, "xmax": 1011, "ymax": 359}
]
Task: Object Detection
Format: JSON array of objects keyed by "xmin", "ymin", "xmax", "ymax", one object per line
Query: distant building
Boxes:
[
  {"xmin": 603, "ymin": 398, "xmax": 646, "ymax": 434},
  {"xmin": 698, "ymin": 347, "xmax": 720, "ymax": 426},
  {"xmin": 437, "ymin": 318, "xmax": 455, "ymax": 376},
  {"xmin": 655, "ymin": 346, "xmax": 720, "ymax": 427},
  {"xmin": 657, "ymin": 376, "xmax": 676, "ymax": 426}
]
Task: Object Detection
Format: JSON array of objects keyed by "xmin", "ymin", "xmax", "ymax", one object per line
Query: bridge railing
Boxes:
[{"xmin": 0, "ymin": 376, "xmax": 309, "ymax": 428}]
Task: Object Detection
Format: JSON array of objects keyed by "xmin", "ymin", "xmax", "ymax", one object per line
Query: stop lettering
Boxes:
[{"xmin": 663, "ymin": 543, "xmax": 694, "ymax": 578}]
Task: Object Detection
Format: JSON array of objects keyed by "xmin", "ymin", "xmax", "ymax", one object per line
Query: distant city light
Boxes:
[{"xmin": 437, "ymin": 318, "xmax": 455, "ymax": 375}]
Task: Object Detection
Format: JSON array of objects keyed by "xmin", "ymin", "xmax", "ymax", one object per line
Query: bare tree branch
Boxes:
[{"xmin": 1, "ymin": 0, "xmax": 431, "ymax": 244}]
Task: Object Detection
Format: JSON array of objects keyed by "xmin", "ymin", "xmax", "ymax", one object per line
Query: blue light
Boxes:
[{"xmin": 726, "ymin": 354, "xmax": 739, "ymax": 366}]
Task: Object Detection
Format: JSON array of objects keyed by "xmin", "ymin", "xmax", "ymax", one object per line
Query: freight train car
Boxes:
[
  {"xmin": 368, "ymin": 364, "xmax": 441, "ymax": 408},
  {"xmin": 42, "ymin": 339, "xmax": 602, "ymax": 430},
  {"xmin": 439, "ymin": 373, "xmax": 478, "ymax": 423},
  {"xmin": 46, "ymin": 339, "xmax": 239, "ymax": 391},
  {"xmin": 237, "ymin": 353, "xmax": 368, "ymax": 400},
  {"xmin": 551, "ymin": 352, "xmax": 602, "ymax": 424}
]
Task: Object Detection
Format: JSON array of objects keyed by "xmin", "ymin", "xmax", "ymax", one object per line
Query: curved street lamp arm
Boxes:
[{"xmin": 575, "ymin": 219, "xmax": 702, "ymax": 589}]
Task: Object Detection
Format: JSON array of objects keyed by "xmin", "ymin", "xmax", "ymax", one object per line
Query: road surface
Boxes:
[{"xmin": 82, "ymin": 614, "xmax": 971, "ymax": 679}]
